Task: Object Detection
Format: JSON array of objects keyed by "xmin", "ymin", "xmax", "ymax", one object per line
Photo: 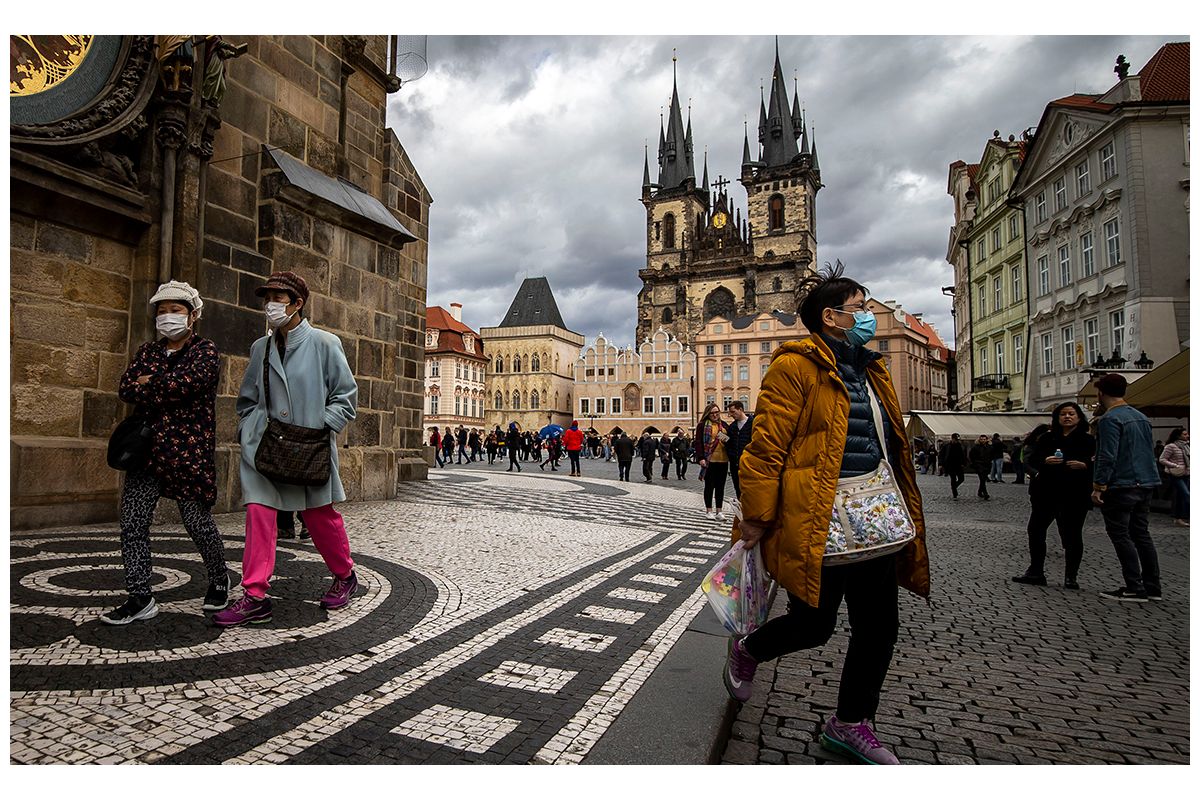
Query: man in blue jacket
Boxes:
[{"xmin": 1091, "ymin": 373, "xmax": 1162, "ymax": 602}]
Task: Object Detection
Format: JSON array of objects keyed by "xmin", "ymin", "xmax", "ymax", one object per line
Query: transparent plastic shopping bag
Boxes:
[{"xmin": 701, "ymin": 536, "xmax": 773, "ymax": 636}]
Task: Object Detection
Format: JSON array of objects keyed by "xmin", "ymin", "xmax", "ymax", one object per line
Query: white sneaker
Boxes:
[
  {"xmin": 706, "ymin": 511, "xmax": 716, "ymax": 520},
  {"xmin": 716, "ymin": 511, "xmax": 727, "ymax": 521}
]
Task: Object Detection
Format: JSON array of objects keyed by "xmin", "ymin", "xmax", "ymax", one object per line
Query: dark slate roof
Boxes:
[
  {"xmin": 727, "ymin": 310, "xmax": 798, "ymax": 330},
  {"xmin": 761, "ymin": 47, "xmax": 800, "ymax": 168},
  {"xmin": 499, "ymin": 277, "xmax": 569, "ymax": 330},
  {"xmin": 657, "ymin": 66, "xmax": 695, "ymax": 190}
]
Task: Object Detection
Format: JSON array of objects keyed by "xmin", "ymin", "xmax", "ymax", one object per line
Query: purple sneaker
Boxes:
[
  {"xmin": 319, "ymin": 571, "xmax": 358, "ymax": 610},
  {"xmin": 820, "ymin": 715, "xmax": 900, "ymax": 764},
  {"xmin": 212, "ymin": 594, "xmax": 273, "ymax": 627},
  {"xmin": 722, "ymin": 636, "xmax": 758, "ymax": 703}
]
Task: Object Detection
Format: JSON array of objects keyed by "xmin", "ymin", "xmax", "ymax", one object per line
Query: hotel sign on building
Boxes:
[{"xmin": 574, "ymin": 328, "xmax": 696, "ymax": 434}]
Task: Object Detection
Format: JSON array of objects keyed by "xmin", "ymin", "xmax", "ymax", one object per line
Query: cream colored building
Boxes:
[
  {"xmin": 574, "ymin": 328, "xmax": 697, "ymax": 435},
  {"xmin": 868, "ymin": 299, "xmax": 952, "ymax": 414},
  {"xmin": 694, "ymin": 310, "xmax": 808, "ymax": 412},
  {"xmin": 482, "ymin": 277, "xmax": 583, "ymax": 431},
  {"xmin": 424, "ymin": 303, "xmax": 487, "ymax": 430}
]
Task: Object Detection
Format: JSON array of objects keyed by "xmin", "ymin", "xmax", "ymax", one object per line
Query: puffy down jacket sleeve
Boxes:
[{"xmin": 738, "ymin": 353, "xmax": 809, "ymax": 527}]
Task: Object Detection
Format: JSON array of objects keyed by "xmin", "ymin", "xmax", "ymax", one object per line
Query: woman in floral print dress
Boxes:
[{"xmin": 99, "ymin": 281, "xmax": 231, "ymax": 626}]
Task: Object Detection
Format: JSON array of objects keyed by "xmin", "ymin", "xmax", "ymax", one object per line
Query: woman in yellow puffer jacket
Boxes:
[{"xmin": 723, "ymin": 263, "xmax": 929, "ymax": 765}]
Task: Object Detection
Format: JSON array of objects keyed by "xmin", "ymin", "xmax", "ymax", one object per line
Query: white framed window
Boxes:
[
  {"xmin": 644, "ymin": 396, "xmax": 655, "ymax": 414},
  {"xmin": 879, "ymin": 339, "xmax": 889, "ymax": 352},
  {"xmin": 1058, "ymin": 244, "xmax": 1071, "ymax": 287},
  {"xmin": 739, "ymin": 394, "xmax": 750, "ymax": 408},
  {"xmin": 991, "ymin": 227, "xmax": 1001, "ymax": 252},
  {"xmin": 1041, "ymin": 333, "xmax": 1054, "ymax": 375},
  {"xmin": 993, "ymin": 276, "xmax": 1003, "ymax": 310},
  {"xmin": 1103, "ymin": 217, "xmax": 1121, "ymax": 266},
  {"xmin": 1011, "ymin": 266, "xmax": 1023, "ymax": 302},
  {"xmin": 1061, "ymin": 325, "xmax": 1075, "ymax": 369},
  {"xmin": 722, "ymin": 344, "xmax": 732, "ymax": 355},
  {"xmin": 1053, "ymin": 177, "xmax": 1066, "ymax": 211},
  {"xmin": 660, "ymin": 396, "xmax": 671, "ymax": 413},
  {"xmin": 978, "ymin": 284, "xmax": 987, "ymax": 317},
  {"xmin": 595, "ymin": 397, "xmax": 605, "ymax": 415},
  {"xmin": 1009, "ymin": 214, "xmax": 1020, "ymax": 241},
  {"xmin": 1084, "ymin": 317, "xmax": 1100, "ymax": 364},
  {"xmin": 1076, "ymin": 161, "xmax": 1091, "ymax": 196},
  {"xmin": 978, "ymin": 347, "xmax": 988, "ymax": 375},
  {"xmin": 722, "ymin": 365, "xmax": 733, "ymax": 382},
  {"xmin": 455, "ymin": 397, "xmax": 461, "ymax": 415},
  {"xmin": 429, "ymin": 395, "xmax": 438, "ymax": 414},
  {"xmin": 1013, "ymin": 333, "xmax": 1024, "ymax": 370},
  {"xmin": 977, "ymin": 240, "xmax": 986, "ymax": 262},
  {"xmin": 988, "ymin": 177, "xmax": 1001, "ymax": 205},
  {"xmin": 704, "ymin": 345, "xmax": 715, "ymax": 356},
  {"xmin": 580, "ymin": 398, "xmax": 590, "ymax": 415},
  {"xmin": 760, "ymin": 363, "xmax": 770, "ymax": 377},
  {"xmin": 1035, "ymin": 191, "xmax": 1046, "ymax": 222},
  {"xmin": 1080, "ymin": 231, "xmax": 1095, "ymax": 277},
  {"xmin": 611, "ymin": 397, "xmax": 622, "ymax": 414},
  {"xmin": 705, "ymin": 394, "xmax": 715, "ymax": 407},
  {"xmin": 1101, "ymin": 140, "xmax": 1117, "ymax": 181},
  {"xmin": 456, "ymin": 363, "xmax": 462, "ymax": 379},
  {"xmin": 722, "ymin": 395, "xmax": 733, "ymax": 410},
  {"xmin": 761, "ymin": 341, "xmax": 772, "ymax": 353},
  {"xmin": 429, "ymin": 361, "xmax": 440, "ymax": 377},
  {"xmin": 705, "ymin": 366, "xmax": 715, "ymax": 382},
  {"xmin": 511, "ymin": 390, "xmax": 521, "ymax": 410},
  {"xmin": 995, "ymin": 340, "xmax": 1005, "ymax": 375},
  {"xmin": 1110, "ymin": 309, "xmax": 1125, "ymax": 357},
  {"xmin": 677, "ymin": 396, "xmax": 688, "ymax": 414},
  {"xmin": 737, "ymin": 342, "xmax": 748, "ymax": 354},
  {"xmin": 1037, "ymin": 255, "xmax": 1050, "ymax": 296},
  {"xmin": 494, "ymin": 390, "xmax": 503, "ymax": 410}
]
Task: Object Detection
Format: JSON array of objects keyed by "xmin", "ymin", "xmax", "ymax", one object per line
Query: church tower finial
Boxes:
[{"xmin": 656, "ymin": 49, "xmax": 695, "ymax": 191}]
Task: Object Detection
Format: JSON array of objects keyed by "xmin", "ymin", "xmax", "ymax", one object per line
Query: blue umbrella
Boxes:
[{"xmin": 539, "ymin": 424, "xmax": 564, "ymax": 440}]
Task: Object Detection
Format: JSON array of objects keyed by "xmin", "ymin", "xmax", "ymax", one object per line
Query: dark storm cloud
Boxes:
[{"xmin": 387, "ymin": 34, "xmax": 1175, "ymax": 346}]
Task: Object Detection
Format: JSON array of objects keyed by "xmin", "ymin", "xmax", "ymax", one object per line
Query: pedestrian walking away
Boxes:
[
  {"xmin": 614, "ymin": 431, "xmax": 635, "ymax": 481},
  {"xmin": 563, "ymin": 420, "xmax": 585, "ymax": 476},
  {"xmin": 214, "ymin": 271, "xmax": 360, "ymax": 627},
  {"xmin": 506, "ymin": 423, "xmax": 523, "ymax": 472},
  {"xmin": 1091, "ymin": 373, "xmax": 1162, "ymax": 602},
  {"xmin": 695, "ymin": 404, "xmax": 730, "ymax": 519},
  {"xmin": 941, "ymin": 433, "xmax": 966, "ymax": 499},
  {"xmin": 1012, "ymin": 403, "xmax": 1095, "ymax": 590},
  {"xmin": 658, "ymin": 431, "xmax": 673, "ymax": 479},
  {"xmin": 989, "ymin": 433, "xmax": 1007, "ymax": 483},
  {"xmin": 969, "ymin": 435, "xmax": 992, "ymax": 500},
  {"xmin": 725, "ymin": 400, "xmax": 755, "ymax": 497},
  {"xmin": 441, "ymin": 427, "xmax": 455, "ymax": 467},
  {"xmin": 430, "ymin": 427, "xmax": 445, "ymax": 468},
  {"xmin": 1010, "ymin": 435, "xmax": 1027, "ymax": 484},
  {"xmin": 670, "ymin": 430, "xmax": 691, "ymax": 479},
  {"xmin": 724, "ymin": 264, "xmax": 929, "ymax": 765},
  {"xmin": 1158, "ymin": 427, "xmax": 1189, "ymax": 527},
  {"xmin": 100, "ymin": 281, "xmax": 231, "ymax": 626},
  {"xmin": 638, "ymin": 432, "xmax": 657, "ymax": 482}
]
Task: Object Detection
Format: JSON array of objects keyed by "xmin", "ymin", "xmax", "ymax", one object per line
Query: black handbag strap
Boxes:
[{"xmin": 262, "ymin": 336, "xmax": 274, "ymax": 421}]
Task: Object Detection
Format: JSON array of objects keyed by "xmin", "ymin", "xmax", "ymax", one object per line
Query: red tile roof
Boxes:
[
  {"xmin": 426, "ymin": 306, "xmax": 485, "ymax": 359},
  {"xmin": 1049, "ymin": 93, "xmax": 1115, "ymax": 112},
  {"xmin": 965, "ymin": 163, "xmax": 980, "ymax": 182},
  {"xmin": 1138, "ymin": 41, "xmax": 1189, "ymax": 102}
]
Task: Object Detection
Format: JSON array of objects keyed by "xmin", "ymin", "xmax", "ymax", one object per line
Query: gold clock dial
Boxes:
[
  {"xmin": 10, "ymin": 35, "xmax": 95, "ymax": 96},
  {"xmin": 712, "ymin": 211, "xmax": 728, "ymax": 229}
]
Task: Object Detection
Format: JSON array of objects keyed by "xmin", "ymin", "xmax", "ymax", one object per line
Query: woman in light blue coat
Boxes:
[{"xmin": 215, "ymin": 271, "xmax": 359, "ymax": 627}]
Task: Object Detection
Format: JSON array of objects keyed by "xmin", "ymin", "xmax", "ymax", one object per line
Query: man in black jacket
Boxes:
[
  {"xmin": 942, "ymin": 433, "xmax": 967, "ymax": 499},
  {"xmin": 613, "ymin": 432, "xmax": 635, "ymax": 481},
  {"xmin": 670, "ymin": 431, "xmax": 690, "ymax": 479},
  {"xmin": 725, "ymin": 400, "xmax": 755, "ymax": 497},
  {"xmin": 638, "ymin": 432, "xmax": 658, "ymax": 482}
]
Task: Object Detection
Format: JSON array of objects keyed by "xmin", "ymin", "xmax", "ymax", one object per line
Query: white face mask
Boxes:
[
  {"xmin": 156, "ymin": 313, "xmax": 191, "ymax": 341},
  {"xmin": 265, "ymin": 301, "xmax": 296, "ymax": 329}
]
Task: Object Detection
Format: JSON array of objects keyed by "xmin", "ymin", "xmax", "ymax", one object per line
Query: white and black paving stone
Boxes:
[{"xmin": 10, "ymin": 457, "xmax": 1190, "ymax": 765}]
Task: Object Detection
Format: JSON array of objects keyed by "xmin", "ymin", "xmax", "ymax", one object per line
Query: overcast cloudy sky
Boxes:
[{"xmin": 386, "ymin": 35, "xmax": 1178, "ymax": 348}]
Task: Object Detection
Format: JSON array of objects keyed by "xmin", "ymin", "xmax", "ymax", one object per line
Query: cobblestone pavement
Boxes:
[
  {"xmin": 720, "ymin": 473, "xmax": 1191, "ymax": 765},
  {"xmin": 10, "ymin": 460, "xmax": 732, "ymax": 764}
]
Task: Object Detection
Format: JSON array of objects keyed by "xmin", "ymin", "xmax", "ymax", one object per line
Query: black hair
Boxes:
[
  {"xmin": 729, "ymin": 400, "xmax": 745, "ymax": 411},
  {"xmin": 797, "ymin": 260, "xmax": 869, "ymax": 334},
  {"xmin": 1167, "ymin": 426, "xmax": 1185, "ymax": 444},
  {"xmin": 1025, "ymin": 423, "xmax": 1050, "ymax": 448},
  {"xmin": 1049, "ymin": 402, "xmax": 1087, "ymax": 437}
]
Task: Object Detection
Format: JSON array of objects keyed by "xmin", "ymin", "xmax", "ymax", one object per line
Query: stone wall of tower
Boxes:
[
  {"xmin": 745, "ymin": 173, "xmax": 816, "ymax": 263},
  {"xmin": 480, "ymin": 325, "xmax": 584, "ymax": 432}
]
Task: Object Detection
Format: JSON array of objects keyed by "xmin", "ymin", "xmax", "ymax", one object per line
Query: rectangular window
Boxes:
[
  {"xmin": 978, "ymin": 284, "xmax": 986, "ymax": 317},
  {"xmin": 455, "ymin": 397, "xmax": 461, "ymax": 415},
  {"xmin": 1084, "ymin": 317, "xmax": 1100, "ymax": 364},
  {"xmin": 1041, "ymin": 333, "xmax": 1054, "ymax": 375},
  {"xmin": 429, "ymin": 396, "xmax": 438, "ymax": 414},
  {"xmin": 1011, "ymin": 266, "xmax": 1023, "ymax": 302},
  {"xmin": 1101, "ymin": 140, "xmax": 1116, "ymax": 181},
  {"xmin": 738, "ymin": 364, "xmax": 749, "ymax": 382},
  {"xmin": 580, "ymin": 398, "xmax": 589, "ymax": 415},
  {"xmin": 670, "ymin": 364, "xmax": 678, "ymax": 374},
  {"xmin": 654, "ymin": 365, "xmax": 667, "ymax": 374},
  {"xmin": 611, "ymin": 397, "xmax": 622, "ymax": 414},
  {"xmin": 1035, "ymin": 191, "xmax": 1046, "ymax": 222},
  {"xmin": 759, "ymin": 321, "xmax": 769, "ymax": 330},
  {"xmin": 429, "ymin": 362, "xmax": 440, "ymax": 377},
  {"xmin": 644, "ymin": 396, "xmax": 654, "ymax": 414},
  {"xmin": 977, "ymin": 240, "xmax": 986, "ymax": 262},
  {"xmin": 705, "ymin": 394, "xmax": 715, "ymax": 406},
  {"xmin": 1053, "ymin": 177, "xmax": 1066, "ymax": 211},
  {"xmin": 1058, "ymin": 244, "xmax": 1071, "ymax": 287},
  {"xmin": 761, "ymin": 341, "xmax": 772, "ymax": 353},
  {"xmin": 1061, "ymin": 325, "xmax": 1075, "ymax": 369},
  {"xmin": 737, "ymin": 342, "xmax": 748, "ymax": 354},
  {"xmin": 1013, "ymin": 333, "xmax": 1024, "ymax": 370},
  {"xmin": 1110, "ymin": 309, "xmax": 1125, "ymax": 358},
  {"xmin": 585, "ymin": 368, "xmax": 595, "ymax": 377},
  {"xmin": 1076, "ymin": 161, "xmax": 1091, "ymax": 196},
  {"xmin": 1080, "ymin": 231, "xmax": 1095, "ymax": 277},
  {"xmin": 723, "ymin": 395, "xmax": 733, "ymax": 410},
  {"xmin": 988, "ymin": 177, "xmax": 1001, "ymax": 204},
  {"xmin": 760, "ymin": 363, "xmax": 770, "ymax": 377},
  {"xmin": 979, "ymin": 347, "xmax": 988, "ymax": 376},
  {"xmin": 1103, "ymin": 217, "xmax": 1121, "ymax": 266},
  {"xmin": 878, "ymin": 339, "xmax": 889, "ymax": 352},
  {"xmin": 991, "ymin": 227, "xmax": 1001, "ymax": 252},
  {"xmin": 722, "ymin": 344, "xmax": 732, "ymax": 355},
  {"xmin": 704, "ymin": 365, "xmax": 715, "ymax": 382},
  {"xmin": 704, "ymin": 345, "xmax": 715, "ymax": 356},
  {"xmin": 1037, "ymin": 255, "xmax": 1049, "ymax": 296},
  {"xmin": 994, "ymin": 276, "xmax": 1003, "ymax": 310},
  {"xmin": 995, "ymin": 340, "xmax": 1005, "ymax": 375},
  {"xmin": 596, "ymin": 397, "xmax": 606, "ymax": 415},
  {"xmin": 660, "ymin": 396, "xmax": 671, "ymax": 413},
  {"xmin": 677, "ymin": 396, "xmax": 688, "ymax": 414},
  {"xmin": 722, "ymin": 365, "xmax": 733, "ymax": 382},
  {"xmin": 1009, "ymin": 213, "xmax": 1020, "ymax": 241}
]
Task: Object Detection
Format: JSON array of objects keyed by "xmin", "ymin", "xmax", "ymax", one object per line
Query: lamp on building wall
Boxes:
[
  {"xmin": 1092, "ymin": 353, "xmax": 1107, "ymax": 369},
  {"xmin": 1108, "ymin": 349, "xmax": 1127, "ymax": 369},
  {"xmin": 1134, "ymin": 351, "xmax": 1154, "ymax": 370}
]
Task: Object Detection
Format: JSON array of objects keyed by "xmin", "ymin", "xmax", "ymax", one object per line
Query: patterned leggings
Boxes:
[{"xmin": 119, "ymin": 469, "xmax": 228, "ymax": 596}]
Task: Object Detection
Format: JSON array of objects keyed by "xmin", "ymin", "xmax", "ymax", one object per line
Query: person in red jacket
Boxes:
[{"xmin": 563, "ymin": 421, "xmax": 585, "ymax": 477}]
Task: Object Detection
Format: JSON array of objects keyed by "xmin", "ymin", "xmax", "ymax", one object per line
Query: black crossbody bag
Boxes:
[{"xmin": 253, "ymin": 339, "xmax": 331, "ymax": 486}]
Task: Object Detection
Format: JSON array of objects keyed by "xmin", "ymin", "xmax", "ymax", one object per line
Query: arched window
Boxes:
[
  {"xmin": 769, "ymin": 195, "xmax": 785, "ymax": 230},
  {"xmin": 663, "ymin": 213, "xmax": 676, "ymax": 248},
  {"xmin": 773, "ymin": 276, "xmax": 783, "ymax": 293},
  {"xmin": 531, "ymin": 354, "xmax": 540, "ymax": 372},
  {"xmin": 512, "ymin": 390, "xmax": 521, "ymax": 409},
  {"xmin": 495, "ymin": 356, "xmax": 504, "ymax": 373},
  {"xmin": 494, "ymin": 390, "xmax": 503, "ymax": 410},
  {"xmin": 531, "ymin": 390, "xmax": 540, "ymax": 409},
  {"xmin": 513, "ymin": 355, "xmax": 522, "ymax": 373},
  {"xmin": 703, "ymin": 286, "xmax": 737, "ymax": 322},
  {"xmin": 662, "ymin": 307, "xmax": 673, "ymax": 323}
]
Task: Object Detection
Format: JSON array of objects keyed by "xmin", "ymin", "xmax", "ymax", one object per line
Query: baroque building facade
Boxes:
[
  {"xmin": 424, "ymin": 303, "xmax": 487, "ymax": 429},
  {"xmin": 573, "ymin": 328, "xmax": 696, "ymax": 435},
  {"xmin": 637, "ymin": 44, "xmax": 822, "ymax": 345},
  {"xmin": 693, "ymin": 310, "xmax": 804, "ymax": 412},
  {"xmin": 10, "ymin": 35, "xmax": 431, "ymax": 528},
  {"xmin": 481, "ymin": 277, "xmax": 582, "ymax": 431},
  {"xmin": 1011, "ymin": 43, "xmax": 1189, "ymax": 411},
  {"xmin": 867, "ymin": 300, "xmax": 951, "ymax": 414},
  {"xmin": 946, "ymin": 160, "xmax": 979, "ymax": 410}
]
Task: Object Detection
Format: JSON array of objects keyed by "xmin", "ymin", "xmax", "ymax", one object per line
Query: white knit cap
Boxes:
[{"xmin": 149, "ymin": 280, "xmax": 203, "ymax": 319}]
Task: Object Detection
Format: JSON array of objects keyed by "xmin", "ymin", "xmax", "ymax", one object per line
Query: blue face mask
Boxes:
[{"xmin": 837, "ymin": 310, "xmax": 877, "ymax": 347}]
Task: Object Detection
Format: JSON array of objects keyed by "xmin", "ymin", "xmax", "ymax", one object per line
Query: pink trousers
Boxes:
[{"xmin": 242, "ymin": 503, "xmax": 355, "ymax": 599}]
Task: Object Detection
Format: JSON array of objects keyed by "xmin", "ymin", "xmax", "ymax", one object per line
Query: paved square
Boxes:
[{"xmin": 391, "ymin": 704, "xmax": 521, "ymax": 754}]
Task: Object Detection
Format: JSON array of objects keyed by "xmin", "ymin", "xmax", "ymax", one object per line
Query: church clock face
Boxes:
[
  {"xmin": 712, "ymin": 211, "xmax": 728, "ymax": 229},
  {"xmin": 10, "ymin": 36, "xmax": 95, "ymax": 96}
]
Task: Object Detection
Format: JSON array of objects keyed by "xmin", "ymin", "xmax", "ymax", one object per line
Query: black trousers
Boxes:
[
  {"xmin": 568, "ymin": 450, "xmax": 581, "ymax": 473},
  {"xmin": 947, "ymin": 470, "xmax": 964, "ymax": 497},
  {"xmin": 730, "ymin": 458, "xmax": 742, "ymax": 497},
  {"xmin": 1100, "ymin": 487, "xmax": 1161, "ymax": 593},
  {"xmin": 975, "ymin": 471, "xmax": 990, "ymax": 498},
  {"xmin": 674, "ymin": 456, "xmax": 688, "ymax": 479},
  {"xmin": 1026, "ymin": 499, "xmax": 1089, "ymax": 580},
  {"xmin": 642, "ymin": 458, "xmax": 654, "ymax": 480},
  {"xmin": 661, "ymin": 457, "xmax": 671, "ymax": 479},
  {"xmin": 703, "ymin": 461, "xmax": 729, "ymax": 509},
  {"xmin": 618, "ymin": 460, "xmax": 632, "ymax": 481},
  {"xmin": 508, "ymin": 449, "xmax": 521, "ymax": 471},
  {"xmin": 743, "ymin": 554, "xmax": 899, "ymax": 722}
]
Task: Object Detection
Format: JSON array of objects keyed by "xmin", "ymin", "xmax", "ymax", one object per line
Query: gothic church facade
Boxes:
[{"xmin": 637, "ymin": 44, "xmax": 823, "ymax": 345}]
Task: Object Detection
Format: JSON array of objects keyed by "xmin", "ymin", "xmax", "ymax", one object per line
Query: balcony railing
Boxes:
[{"xmin": 972, "ymin": 373, "xmax": 1011, "ymax": 391}]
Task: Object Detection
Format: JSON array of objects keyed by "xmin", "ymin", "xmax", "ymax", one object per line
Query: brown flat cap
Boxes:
[
  {"xmin": 255, "ymin": 271, "xmax": 309, "ymax": 304},
  {"xmin": 1094, "ymin": 372, "xmax": 1128, "ymax": 397}
]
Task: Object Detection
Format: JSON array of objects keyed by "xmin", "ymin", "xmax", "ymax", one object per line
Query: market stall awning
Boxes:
[
  {"xmin": 1125, "ymin": 348, "xmax": 1189, "ymax": 417},
  {"xmin": 905, "ymin": 411, "xmax": 1051, "ymax": 441}
]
